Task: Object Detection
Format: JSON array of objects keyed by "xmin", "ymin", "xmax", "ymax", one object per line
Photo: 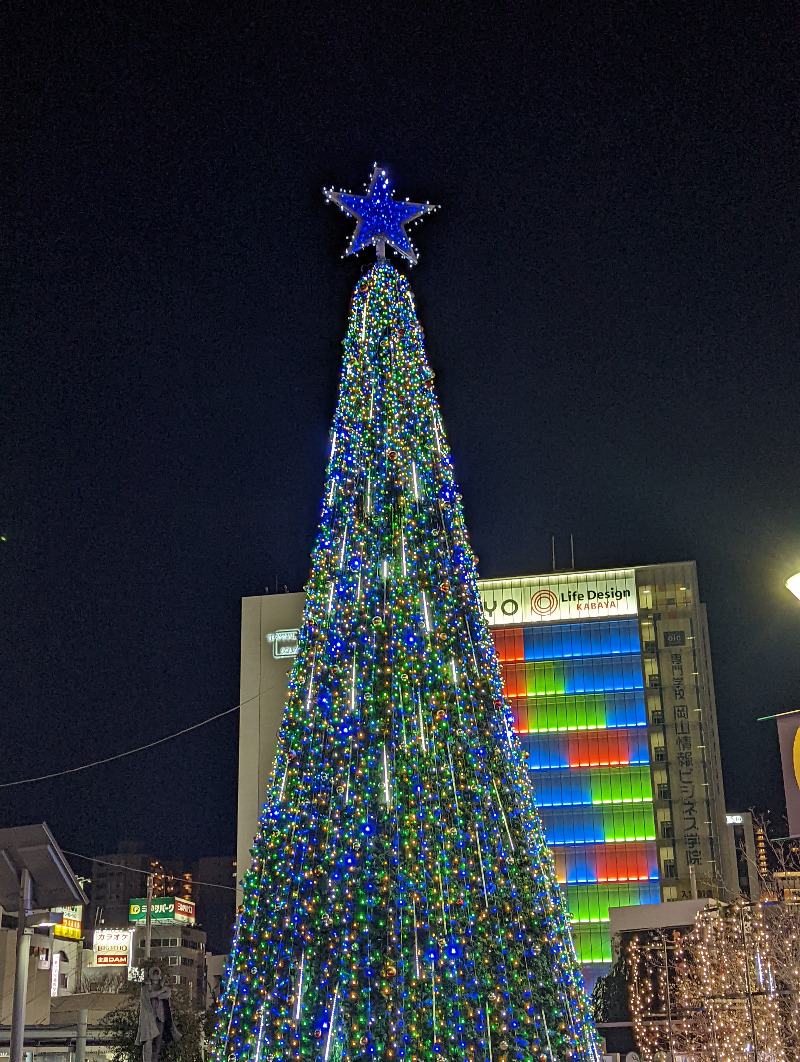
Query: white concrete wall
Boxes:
[{"xmin": 236, "ymin": 593, "xmax": 306, "ymax": 893}]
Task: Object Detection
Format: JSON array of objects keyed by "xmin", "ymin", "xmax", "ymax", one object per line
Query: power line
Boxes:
[
  {"xmin": 0, "ymin": 694, "xmax": 260, "ymax": 789},
  {"xmin": 62, "ymin": 851, "xmax": 238, "ymax": 892}
]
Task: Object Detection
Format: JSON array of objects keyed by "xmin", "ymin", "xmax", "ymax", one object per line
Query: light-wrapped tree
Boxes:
[{"xmin": 212, "ymin": 167, "xmax": 597, "ymax": 1062}]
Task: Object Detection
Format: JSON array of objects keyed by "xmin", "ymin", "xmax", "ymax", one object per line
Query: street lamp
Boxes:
[{"xmin": 785, "ymin": 572, "xmax": 800, "ymax": 602}]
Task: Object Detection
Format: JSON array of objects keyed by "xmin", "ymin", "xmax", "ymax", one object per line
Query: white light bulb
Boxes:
[{"xmin": 786, "ymin": 572, "xmax": 800, "ymax": 602}]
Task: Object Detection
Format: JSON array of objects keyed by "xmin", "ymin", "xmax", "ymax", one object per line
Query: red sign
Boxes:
[{"xmin": 174, "ymin": 897, "xmax": 196, "ymax": 923}]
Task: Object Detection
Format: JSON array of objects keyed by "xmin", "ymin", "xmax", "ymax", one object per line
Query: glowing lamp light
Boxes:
[{"xmin": 785, "ymin": 571, "xmax": 800, "ymax": 602}]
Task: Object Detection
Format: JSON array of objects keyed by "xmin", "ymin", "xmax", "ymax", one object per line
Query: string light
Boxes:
[
  {"xmin": 212, "ymin": 172, "xmax": 597, "ymax": 1062},
  {"xmin": 627, "ymin": 899, "xmax": 800, "ymax": 1062}
]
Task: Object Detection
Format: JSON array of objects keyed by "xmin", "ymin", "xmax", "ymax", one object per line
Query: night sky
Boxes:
[{"xmin": 4, "ymin": 2, "xmax": 800, "ymax": 865}]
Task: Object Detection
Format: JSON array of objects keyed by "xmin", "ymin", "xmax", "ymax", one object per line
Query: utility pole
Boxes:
[
  {"xmin": 145, "ymin": 874, "xmax": 154, "ymax": 959},
  {"xmin": 10, "ymin": 869, "xmax": 33, "ymax": 1062}
]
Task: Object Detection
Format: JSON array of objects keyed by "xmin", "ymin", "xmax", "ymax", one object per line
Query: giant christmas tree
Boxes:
[{"xmin": 213, "ymin": 167, "xmax": 597, "ymax": 1062}]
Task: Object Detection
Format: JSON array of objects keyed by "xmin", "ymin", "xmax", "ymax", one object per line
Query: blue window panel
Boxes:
[
  {"xmin": 607, "ymin": 692, "xmax": 647, "ymax": 727},
  {"xmin": 562, "ymin": 656, "xmax": 644, "ymax": 694},
  {"xmin": 628, "ymin": 731, "xmax": 651, "ymax": 764},
  {"xmin": 523, "ymin": 619, "xmax": 641, "ymax": 662},
  {"xmin": 524, "ymin": 736, "xmax": 571, "ymax": 771},
  {"xmin": 533, "ymin": 773, "xmax": 592, "ymax": 807},
  {"xmin": 543, "ymin": 810, "xmax": 606, "ymax": 846},
  {"xmin": 563, "ymin": 850, "xmax": 597, "ymax": 884}
]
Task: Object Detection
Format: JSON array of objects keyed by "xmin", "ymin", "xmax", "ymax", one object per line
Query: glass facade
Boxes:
[{"xmin": 492, "ymin": 617, "xmax": 660, "ymax": 968}]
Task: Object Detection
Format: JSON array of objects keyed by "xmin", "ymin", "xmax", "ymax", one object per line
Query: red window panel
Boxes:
[{"xmin": 567, "ymin": 730, "xmax": 632, "ymax": 768}]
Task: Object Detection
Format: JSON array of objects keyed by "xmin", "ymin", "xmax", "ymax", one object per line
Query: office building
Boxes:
[
  {"xmin": 192, "ymin": 857, "xmax": 237, "ymax": 955},
  {"xmin": 87, "ymin": 846, "xmax": 192, "ymax": 932},
  {"xmin": 131, "ymin": 924, "xmax": 206, "ymax": 1008},
  {"xmin": 237, "ymin": 562, "xmax": 736, "ymax": 984},
  {"xmin": 725, "ymin": 811, "xmax": 759, "ymax": 900},
  {"xmin": 237, "ymin": 591, "xmax": 306, "ymax": 881}
]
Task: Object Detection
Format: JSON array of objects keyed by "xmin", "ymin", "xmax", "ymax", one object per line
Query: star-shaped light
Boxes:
[{"xmin": 324, "ymin": 165, "xmax": 437, "ymax": 265}]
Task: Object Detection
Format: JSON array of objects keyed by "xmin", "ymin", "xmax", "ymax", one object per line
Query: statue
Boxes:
[{"xmin": 136, "ymin": 965, "xmax": 180, "ymax": 1062}]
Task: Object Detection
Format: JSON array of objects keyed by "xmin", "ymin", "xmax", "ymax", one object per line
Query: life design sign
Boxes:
[{"xmin": 479, "ymin": 569, "xmax": 638, "ymax": 626}]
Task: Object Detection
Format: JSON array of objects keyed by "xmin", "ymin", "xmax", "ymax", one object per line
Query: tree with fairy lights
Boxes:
[
  {"xmin": 627, "ymin": 900, "xmax": 800, "ymax": 1062},
  {"xmin": 212, "ymin": 166, "xmax": 598, "ymax": 1062}
]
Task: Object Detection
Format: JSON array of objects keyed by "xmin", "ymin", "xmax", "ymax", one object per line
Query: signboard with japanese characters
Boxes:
[
  {"xmin": 128, "ymin": 896, "xmax": 196, "ymax": 924},
  {"xmin": 53, "ymin": 904, "xmax": 83, "ymax": 941},
  {"xmin": 659, "ymin": 621, "xmax": 716, "ymax": 893},
  {"xmin": 93, "ymin": 929, "xmax": 132, "ymax": 966}
]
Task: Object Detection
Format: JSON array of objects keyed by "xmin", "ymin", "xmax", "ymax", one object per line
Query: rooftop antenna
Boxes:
[
  {"xmin": 570, "ymin": 534, "xmax": 575, "ymax": 570},
  {"xmin": 551, "ymin": 535, "xmax": 556, "ymax": 572}
]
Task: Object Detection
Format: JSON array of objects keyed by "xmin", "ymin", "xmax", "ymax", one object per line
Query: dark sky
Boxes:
[{"xmin": 4, "ymin": 2, "xmax": 800, "ymax": 863}]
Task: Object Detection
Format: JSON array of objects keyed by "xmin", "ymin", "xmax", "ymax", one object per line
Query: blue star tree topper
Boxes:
[{"xmin": 324, "ymin": 165, "xmax": 437, "ymax": 265}]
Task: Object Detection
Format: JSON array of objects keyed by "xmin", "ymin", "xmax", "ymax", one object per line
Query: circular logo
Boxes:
[{"xmin": 531, "ymin": 589, "xmax": 558, "ymax": 616}]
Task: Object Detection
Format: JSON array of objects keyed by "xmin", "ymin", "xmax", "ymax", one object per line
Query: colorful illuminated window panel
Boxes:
[
  {"xmin": 524, "ymin": 730, "xmax": 650, "ymax": 770},
  {"xmin": 511, "ymin": 691, "xmax": 646, "ymax": 734},
  {"xmin": 495, "ymin": 616, "xmax": 660, "ymax": 972}
]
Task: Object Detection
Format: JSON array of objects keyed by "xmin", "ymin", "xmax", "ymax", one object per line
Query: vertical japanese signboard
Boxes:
[{"xmin": 660, "ymin": 621, "xmax": 715, "ymax": 890}]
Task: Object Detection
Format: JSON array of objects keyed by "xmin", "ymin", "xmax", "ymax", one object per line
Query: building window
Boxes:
[
  {"xmin": 662, "ymin": 860, "xmax": 677, "ymax": 879},
  {"xmin": 651, "ymin": 733, "xmax": 666, "ymax": 762},
  {"xmin": 660, "ymin": 821, "xmax": 674, "ymax": 839},
  {"xmin": 657, "ymin": 783, "xmax": 670, "ymax": 801}
]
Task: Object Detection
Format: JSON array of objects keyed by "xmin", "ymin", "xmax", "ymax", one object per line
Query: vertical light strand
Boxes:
[{"xmin": 323, "ymin": 982, "xmax": 339, "ymax": 1062}]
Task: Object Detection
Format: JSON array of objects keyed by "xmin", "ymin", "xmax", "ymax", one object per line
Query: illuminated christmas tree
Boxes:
[{"xmin": 213, "ymin": 167, "xmax": 597, "ymax": 1062}]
